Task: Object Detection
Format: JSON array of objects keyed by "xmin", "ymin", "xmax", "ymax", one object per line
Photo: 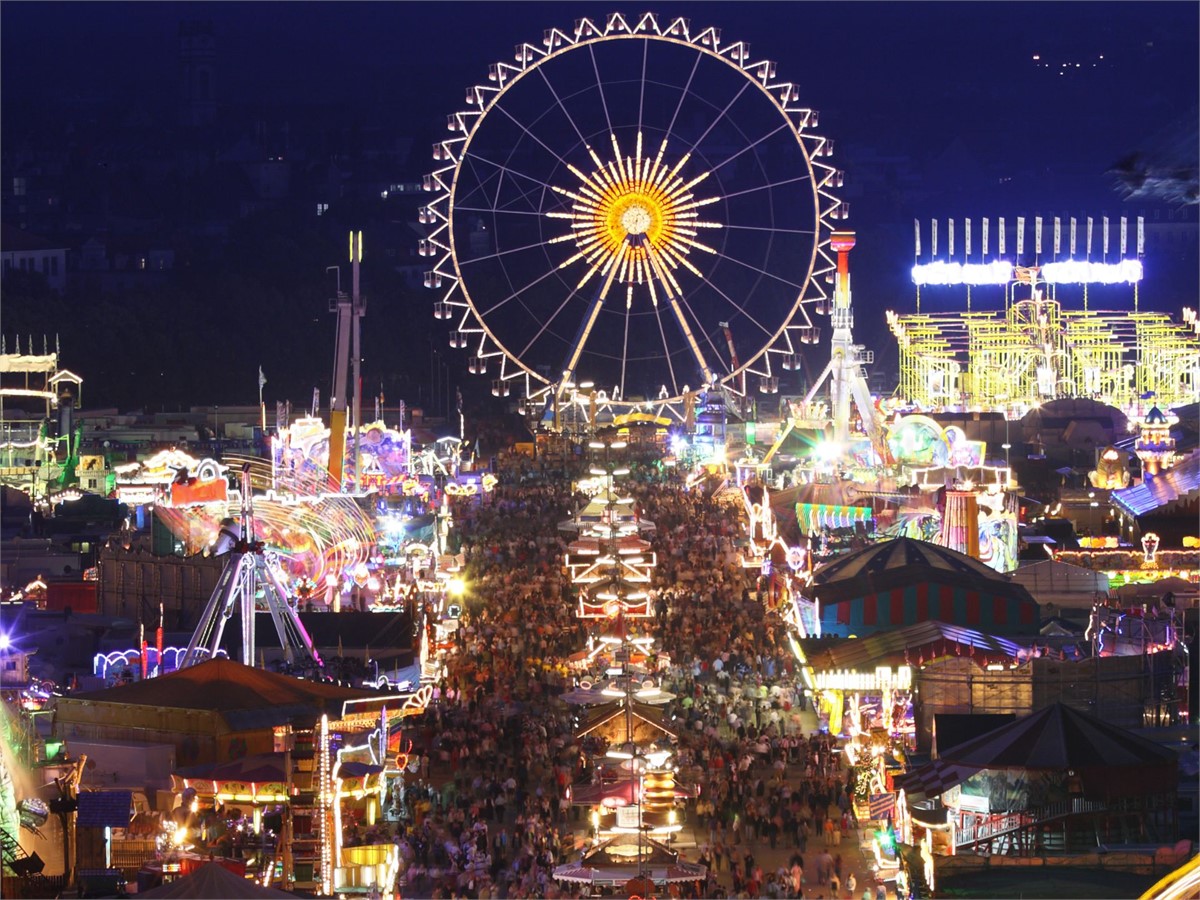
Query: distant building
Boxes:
[{"xmin": 0, "ymin": 223, "xmax": 67, "ymax": 294}]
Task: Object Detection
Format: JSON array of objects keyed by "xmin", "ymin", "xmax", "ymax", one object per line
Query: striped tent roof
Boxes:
[
  {"xmin": 802, "ymin": 621, "xmax": 1024, "ymax": 670},
  {"xmin": 938, "ymin": 702, "xmax": 1178, "ymax": 771},
  {"xmin": 813, "ymin": 537, "xmax": 1005, "ymax": 584},
  {"xmin": 897, "ymin": 703, "xmax": 1178, "ymax": 802}
]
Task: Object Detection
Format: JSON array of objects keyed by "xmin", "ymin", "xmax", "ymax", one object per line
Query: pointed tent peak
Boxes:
[
  {"xmin": 812, "ymin": 536, "xmax": 1006, "ymax": 585},
  {"xmin": 1144, "ymin": 406, "xmax": 1168, "ymax": 424},
  {"xmin": 937, "ymin": 701, "xmax": 1179, "ymax": 772},
  {"xmin": 136, "ymin": 861, "xmax": 297, "ymax": 898}
]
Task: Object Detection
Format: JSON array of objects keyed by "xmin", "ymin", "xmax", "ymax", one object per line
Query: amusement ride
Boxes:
[{"xmin": 422, "ymin": 11, "xmax": 845, "ymax": 425}]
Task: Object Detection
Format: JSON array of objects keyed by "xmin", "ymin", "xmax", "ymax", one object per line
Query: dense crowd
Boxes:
[{"xmin": 381, "ymin": 449, "xmax": 876, "ymax": 899}]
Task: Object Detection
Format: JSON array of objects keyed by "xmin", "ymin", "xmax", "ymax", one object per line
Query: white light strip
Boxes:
[
  {"xmin": 911, "ymin": 260, "xmax": 1013, "ymax": 286},
  {"xmin": 1040, "ymin": 258, "xmax": 1143, "ymax": 284}
]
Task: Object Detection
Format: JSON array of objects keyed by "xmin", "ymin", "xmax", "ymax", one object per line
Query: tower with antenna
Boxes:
[
  {"xmin": 327, "ymin": 232, "xmax": 365, "ymax": 492},
  {"xmin": 802, "ymin": 231, "xmax": 881, "ymax": 451}
]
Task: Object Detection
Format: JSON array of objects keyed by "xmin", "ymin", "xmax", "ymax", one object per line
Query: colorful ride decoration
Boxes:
[
  {"xmin": 115, "ymin": 449, "xmax": 227, "ymax": 506},
  {"xmin": 1090, "ymin": 446, "xmax": 1131, "ymax": 489},
  {"xmin": 272, "ymin": 417, "xmax": 414, "ymax": 496},
  {"xmin": 885, "ymin": 415, "xmax": 1018, "ymax": 573}
]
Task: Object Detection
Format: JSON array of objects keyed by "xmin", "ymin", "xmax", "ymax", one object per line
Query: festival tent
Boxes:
[
  {"xmin": 136, "ymin": 862, "xmax": 297, "ymax": 898},
  {"xmin": 810, "ymin": 537, "xmax": 1039, "ymax": 637},
  {"xmin": 895, "ymin": 702, "xmax": 1178, "ymax": 803},
  {"xmin": 55, "ymin": 658, "xmax": 389, "ymax": 766}
]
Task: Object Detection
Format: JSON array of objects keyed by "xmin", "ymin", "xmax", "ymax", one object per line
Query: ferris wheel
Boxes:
[{"xmin": 423, "ymin": 12, "xmax": 844, "ymax": 419}]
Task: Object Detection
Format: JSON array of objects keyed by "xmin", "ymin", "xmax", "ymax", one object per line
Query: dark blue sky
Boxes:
[
  {"xmin": 3, "ymin": 3, "xmax": 1196, "ymax": 403},
  {"xmin": 5, "ymin": 2, "xmax": 1195, "ymax": 166}
]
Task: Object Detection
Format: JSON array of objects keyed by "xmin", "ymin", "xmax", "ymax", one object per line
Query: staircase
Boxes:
[
  {"xmin": 955, "ymin": 798, "xmax": 1109, "ymax": 853},
  {"xmin": 0, "ymin": 826, "xmax": 56, "ymax": 898}
]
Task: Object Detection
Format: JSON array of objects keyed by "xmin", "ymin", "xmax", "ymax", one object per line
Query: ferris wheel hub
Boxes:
[{"xmin": 619, "ymin": 203, "xmax": 653, "ymax": 236}]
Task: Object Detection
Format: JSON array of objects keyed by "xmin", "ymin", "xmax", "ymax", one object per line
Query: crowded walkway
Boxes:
[{"xmin": 387, "ymin": 450, "xmax": 888, "ymax": 899}]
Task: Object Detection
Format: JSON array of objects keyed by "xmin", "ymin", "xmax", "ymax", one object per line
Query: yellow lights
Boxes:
[
  {"xmin": 317, "ymin": 713, "xmax": 333, "ymax": 896},
  {"xmin": 813, "ymin": 666, "xmax": 913, "ymax": 692},
  {"xmin": 548, "ymin": 132, "xmax": 721, "ymax": 307},
  {"xmin": 446, "ymin": 577, "xmax": 466, "ymax": 598}
]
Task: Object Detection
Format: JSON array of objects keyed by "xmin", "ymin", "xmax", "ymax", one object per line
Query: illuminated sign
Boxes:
[
  {"xmin": 911, "ymin": 261, "xmax": 1013, "ymax": 286},
  {"xmin": 1040, "ymin": 259, "xmax": 1142, "ymax": 284},
  {"xmin": 912, "ymin": 258, "xmax": 1144, "ymax": 286},
  {"xmin": 813, "ymin": 666, "xmax": 913, "ymax": 692}
]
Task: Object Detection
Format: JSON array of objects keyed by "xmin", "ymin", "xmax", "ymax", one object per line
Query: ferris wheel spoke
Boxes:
[
  {"xmin": 637, "ymin": 39, "xmax": 648, "ymax": 134},
  {"xmin": 458, "ymin": 153, "xmax": 561, "ymax": 212},
  {"xmin": 457, "ymin": 236, "xmax": 562, "ymax": 267},
  {"xmin": 721, "ymin": 173, "xmax": 814, "ymax": 202},
  {"xmin": 724, "ymin": 223, "xmax": 817, "ymax": 236},
  {"xmin": 675, "ymin": 78, "xmax": 753, "ymax": 160},
  {"xmin": 488, "ymin": 100, "xmax": 578, "ymax": 174},
  {"xmin": 475, "ymin": 264, "xmax": 567, "ymax": 319},
  {"xmin": 719, "ymin": 252, "xmax": 812, "ymax": 294},
  {"xmin": 587, "ymin": 43, "xmax": 614, "ymax": 138},
  {"xmin": 534, "ymin": 62, "xmax": 589, "ymax": 149},
  {"xmin": 664, "ymin": 49, "xmax": 703, "ymax": 140},
  {"xmin": 518, "ymin": 285, "xmax": 588, "ymax": 365},
  {"xmin": 687, "ymin": 275, "xmax": 776, "ymax": 342},
  {"xmin": 654, "ymin": 306, "xmax": 680, "ymax": 395},
  {"xmin": 705, "ymin": 120, "xmax": 792, "ymax": 177}
]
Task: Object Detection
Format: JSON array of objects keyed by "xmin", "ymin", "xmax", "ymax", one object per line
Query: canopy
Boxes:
[
  {"xmin": 814, "ymin": 536, "xmax": 1007, "ymax": 584},
  {"xmin": 896, "ymin": 703, "xmax": 1178, "ymax": 802},
  {"xmin": 136, "ymin": 862, "xmax": 296, "ymax": 898},
  {"xmin": 552, "ymin": 837, "xmax": 706, "ymax": 886}
]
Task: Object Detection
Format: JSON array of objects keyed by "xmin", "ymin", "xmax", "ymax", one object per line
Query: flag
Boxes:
[
  {"xmin": 1137, "ymin": 216, "xmax": 1145, "ymax": 256},
  {"xmin": 964, "ymin": 218, "xmax": 971, "ymax": 259},
  {"xmin": 869, "ymin": 793, "xmax": 896, "ymax": 820},
  {"xmin": 1102, "ymin": 216, "xmax": 1110, "ymax": 257},
  {"xmin": 914, "ymin": 219, "xmax": 921, "ymax": 258},
  {"xmin": 312, "ymin": 388, "xmax": 320, "ymax": 417},
  {"xmin": 982, "ymin": 218, "xmax": 989, "ymax": 257},
  {"xmin": 1070, "ymin": 218, "xmax": 1077, "ymax": 256},
  {"xmin": 931, "ymin": 219, "xmax": 938, "ymax": 258},
  {"xmin": 1016, "ymin": 217, "xmax": 1025, "ymax": 257},
  {"xmin": 948, "ymin": 218, "xmax": 955, "ymax": 259},
  {"xmin": 1034, "ymin": 216, "xmax": 1042, "ymax": 255},
  {"xmin": 998, "ymin": 217, "xmax": 1005, "ymax": 256},
  {"xmin": 258, "ymin": 366, "xmax": 267, "ymax": 391},
  {"xmin": 1120, "ymin": 216, "xmax": 1127, "ymax": 256},
  {"xmin": 1087, "ymin": 217, "xmax": 1094, "ymax": 257},
  {"xmin": 1053, "ymin": 217, "xmax": 1061, "ymax": 257},
  {"xmin": 276, "ymin": 401, "xmax": 286, "ymax": 431},
  {"xmin": 456, "ymin": 387, "xmax": 463, "ymax": 414}
]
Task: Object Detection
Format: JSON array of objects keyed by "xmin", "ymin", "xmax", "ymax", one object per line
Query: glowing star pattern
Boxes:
[{"xmin": 547, "ymin": 133, "xmax": 722, "ymax": 308}]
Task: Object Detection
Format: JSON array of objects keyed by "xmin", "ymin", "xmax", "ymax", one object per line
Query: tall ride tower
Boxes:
[{"xmin": 804, "ymin": 231, "xmax": 880, "ymax": 450}]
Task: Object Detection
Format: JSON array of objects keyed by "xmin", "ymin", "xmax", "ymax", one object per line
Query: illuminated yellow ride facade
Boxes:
[{"xmin": 890, "ymin": 299, "xmax": 1199, "ymax": 415}]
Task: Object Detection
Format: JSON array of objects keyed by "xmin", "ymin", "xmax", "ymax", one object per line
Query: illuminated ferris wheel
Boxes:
[{"xmin": 423, "ymin": 12, "xmax": 844, "ymax": 418}]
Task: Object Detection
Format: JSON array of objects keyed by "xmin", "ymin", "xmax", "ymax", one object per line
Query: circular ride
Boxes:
[{"xmin": 423, "ymin": 12, "xmax": 844, "ymax": 421}]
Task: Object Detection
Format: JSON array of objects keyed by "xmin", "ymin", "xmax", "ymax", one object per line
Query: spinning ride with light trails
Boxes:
[{"xmin": 423, "ymin": 12, "xmax": 844, "ymax": 425}]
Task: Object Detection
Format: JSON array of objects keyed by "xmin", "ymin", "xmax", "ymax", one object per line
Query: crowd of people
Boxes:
[{"xmin": 382, "ymin": 448, "xmax": 881, "ymax": 899}]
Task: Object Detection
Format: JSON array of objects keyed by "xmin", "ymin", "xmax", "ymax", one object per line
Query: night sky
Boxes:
[{"xmin": 3, "ymin": 2, "xmax": 1197, "ymax": 410}]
